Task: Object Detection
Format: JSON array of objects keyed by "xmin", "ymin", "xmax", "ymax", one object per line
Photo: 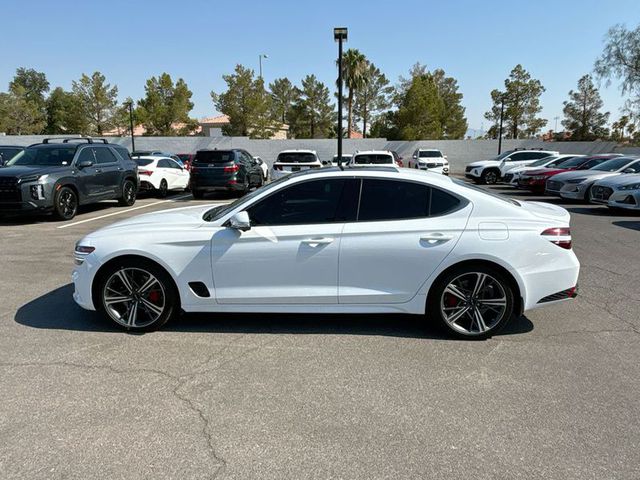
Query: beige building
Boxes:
[{"xmin": 199, "ymin": 114, "xmax": 289, "ymax": 139}]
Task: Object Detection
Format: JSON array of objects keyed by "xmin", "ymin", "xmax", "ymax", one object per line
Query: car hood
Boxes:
[
  {"xmin": 519, "ymin": 200, "xmax": 571, "ymax": 223},
  {"xmin": 549, "ymin": 170, "xmax": 620, "ymax": 182},
  {"xmin": 88, "ymin": 204, "xmax": 215, "ymax": 237},
  {"xmin": 467, "ymin": 160, "xmax": 500, "ymax": 168},
  {"xmin": 0, "ymin": 165, "xmax": 66, "ymax": 178},
  {"xmin": 595, "ymin": 173, "xmax": 640, "ymax": 188}
]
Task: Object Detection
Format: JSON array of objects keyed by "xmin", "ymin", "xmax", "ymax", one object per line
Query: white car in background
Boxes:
[
  {"xmin": 73, "ymin": 167, "xmax": 580, "ymax": 339},
  {"xmin": 408, "ymin": 149, "xmax": 449, "ymax": 175},
  {"xmin": 590, "ymin": 172, "xmax": 640, "ymax": 210},
  {"xmin": 465, "ymin": 149, "xmax": 558, "ymax": 184},
  {"xmin": 502, "ymin": 155, "xmax": 583, "ymax": 185},
  {"xmin": 271, "ymin": 150, "xmax": 322, "ymax": 179},
  {"xmin": 134, "ymin": 156, "xmax": 190, "ymax": 197},
  {"xmin": 549, "ymin": 156, "xmax": 640, "ymax": 201},
  {"xmin": 350, "ymin": 150, "xmax": 399, "ymax": 167},
  {"xmin": 253, "ymin": 156, "xmax": 269, "ymax": 181}
]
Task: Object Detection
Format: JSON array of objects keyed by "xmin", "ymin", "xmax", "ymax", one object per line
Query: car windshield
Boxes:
[
  {"xmin": 557, "ymin": 156, "xmax": 592, "ymax": 168},
  {"xmin": 591, "ymin": 157, "xmax": 636, "ymax": 172},
  {"xmin": 453, "ymin": 179, "xmax": 520, "ymax": 206},
  {"xmin": 135, "ymin": 158, "xmax": 154, "ymax": 166},
  {"xmin": 7, "ymin": 147, "xmax": 76, "ymax": 166},
  {"xmin": 277, "ymin": 152, "xmax": 317, "ymax": 163},
  {"xmin": 529, "ymin": 156, "xmax": 560, "ymax": 167},
  {"xmin": 419, "ymin": 151, "xmax": 442, "ymax": 158},
  {"xmin": 353, "ymin": 154, "xmax": 393, "ymax": 164},
  {"xmin": 194, "ymin": 151, "xmax": 235, "ymax": 164},
  {"xmin": 203, "ymin": 174, "xmax": 292, "ymax": 222}
]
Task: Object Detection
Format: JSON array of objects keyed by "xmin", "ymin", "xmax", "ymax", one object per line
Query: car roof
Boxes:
[
  {"xmin": 417, "ymin": 148, "xmax": 442, "ymax": 151},
  {"xmin": 353, "ymin": 150, "xmax": 393, "ymax": 155},
  {"xmin": 278, "ymin": 149, "xmax": 317, "ymax": 154}
]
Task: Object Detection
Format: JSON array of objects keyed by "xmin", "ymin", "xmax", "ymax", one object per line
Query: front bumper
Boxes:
[
  {"xmin": 559, "ymin": 183, "xmax": 590, "ymax": 200},
  {"xmin": 606, "ymin": 190, "xmax": 640, "ymax": 210},
  {"xmin": 72, "ymin": 255, "xmax": 101, "ymax": 311}
]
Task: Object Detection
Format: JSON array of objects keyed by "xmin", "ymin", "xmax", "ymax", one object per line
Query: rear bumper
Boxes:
[{"xmin": 521, "ymin": 249, "xmax": 580, "ymax": 311}]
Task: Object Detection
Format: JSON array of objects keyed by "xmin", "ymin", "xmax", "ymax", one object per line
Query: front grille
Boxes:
[
  {"xmin": 591, "ymin": 185, "xmax": 613, "ymax": 201},
  {"xmin": 546, "ymin": 180, "xmax": 562, "ymax": 191},
  {"xmin": 538, "ymin": 286, "xmax": 578, "ymax": 304},
  {"xmin": 465, "ymin": 166, "xmax": 473, "ymax": 173},
  {"xmin": 503, "ymin": 173, "xmax": 513, "ymax": 182},
  {"xmin": 0, "ymin": 177, "xmax": 20, "ymax": 202}
]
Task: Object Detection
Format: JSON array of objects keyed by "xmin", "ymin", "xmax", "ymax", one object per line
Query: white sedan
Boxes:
[
  {"xmin": 72, "ymin": 167, "xmax": 580, "ymax": 339},
  {"xmin": 135, "ymin": 156, "xmax": 190, "ymax": 197}
]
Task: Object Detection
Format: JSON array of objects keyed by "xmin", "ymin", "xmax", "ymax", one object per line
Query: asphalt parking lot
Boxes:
[{"xmin": 1, "ymin": 184, "xmax": 639, "ymax": 480}]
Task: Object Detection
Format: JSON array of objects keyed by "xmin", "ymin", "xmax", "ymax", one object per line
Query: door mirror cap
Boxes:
[
  {"xmin": 77, "ymin": 159, "xmax": 94, "ymax": 168},
  {"xmin": 229, "ymin": 211, "xmax": 251, "ymax": 231}
]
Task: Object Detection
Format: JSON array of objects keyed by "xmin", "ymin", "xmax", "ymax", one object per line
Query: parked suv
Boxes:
[
  {"xmin": 271, "ymin": 150, "xmax": 322, "ymax": 179},
  {"xmin": 465, "ymin": 149, "xmax": 558, "ymax": 184},
  {"xmin": 190, "ymin": 149, "xmax": 264, "ymax": 199},
  {"xmin": 0, "ymin": 137, "xmax": 138, "ymax": 220},
  {"xmin": 408, "ymin": 149, "xmax": 449, "ymax": 174}
]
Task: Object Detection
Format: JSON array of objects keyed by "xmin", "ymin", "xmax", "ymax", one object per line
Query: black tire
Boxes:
[
  {"xmin": 53, "ymin": 186, "xmax": 78, "ymax": 220},
  {"xmin": 427, "ymin": 264, "xmax": 515, "ymax": 340},
  {"xmin": 481, "ymin": 169, "xmax": 500, "ymax": 185},
  {"xmin": 157, "ymin": 179, "xmax": 168, "ymax": 198},
  {"xmin": 95, "ymin": 257, "xmax": 179, "ymax": 332},
  {"xmin": 192, "ymin": 189, "xmax": 205, "ymax": 200},
  {"xmin": 118, "ymin": 179, "xmax": 137, "ymax": 206}
]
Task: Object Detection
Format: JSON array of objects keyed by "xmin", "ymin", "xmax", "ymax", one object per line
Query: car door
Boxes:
[
  {"xmin": 92, "ymin": 146, "xmax": 122, "ymax": 197},
  {"xmin": 168, "ymin": 159, "xmax": 190, "ymax": 188},
  {"xmin": 156, "ymin": 159, "xmax": 176, "ymax": 188},
  {"xmin": 339, "ymin": 178, "xmax": 472, "ymax": 304},
  {"xmin": 210, "ymin": 177, "xmax": 359, "ymax": 304},
  {"xmin": 73, "ymin": 147, "xmax": 102, "ymax": 201}
]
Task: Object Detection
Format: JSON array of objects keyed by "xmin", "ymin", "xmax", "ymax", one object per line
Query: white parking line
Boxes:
[{"xmin": 56, "ymin": 194, "xmax": 201, "ymax": 229}]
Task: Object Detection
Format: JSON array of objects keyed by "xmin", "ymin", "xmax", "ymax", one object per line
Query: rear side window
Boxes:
[
  {"xmin": 276, "ymin": 152, "xmax": 317, "ymax": 163},
  {"xmin": 135, "ymin": 158, "xmax": 153, "ymax": 166},
  {"xmin": 113, "ymin": 147, "xmax": 131, "ymax": 160},
  {"xmin": 194, "ymin": 151, "xmax": 235, "ymax": 164},
  {"xmin": 94, "ymin": 147, "xmax": 118, "ymax": 164},
  {"xmin": 430, "ymin": 188, "xmax": 462, "ymax": 216},
  {"xmin": 158, "ymin": 159, "xmax": 171, "ymax": 168},
  {"xmin": 353, "ymin": 154, "xmax": 393, "ymax": 164},
  {"xmin": 358, "ymin": 179, "xmax": 430, "ymax": 221}
]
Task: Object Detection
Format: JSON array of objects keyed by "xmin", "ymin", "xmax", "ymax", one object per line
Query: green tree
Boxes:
[
  {"xmin": 369, "ymin": 110, "xmax": 401, "ymax": 139},
  {"xmin": 595, "ymin": 24, "xmax": 640, "ymax": 97},
  {"xmin": 290, "ymin": 75, "xmax": 334, "ymax": 139},
  {"xmin": 9, "ymin": 68, "xmax": 49, "ymax": 111},
  {"xmin": 0, "ymin": 86, "xmax": 47, "ymax": 134},
  {"xmin": 137, "ymin": 73, "xmax": 197, "ymax": 135},
  {"xmin": 396, "ymin": 74, "xmax": 444, "ymax": 140},
  {"xmin": 432, "ymin": 69, "xmax": 468, "ymax": 139},
  {"xmin": 339, "ymin": 49, "xmax": 368, "ymax": 137},
  {"xmin": 269, "ymin": 77, "xmax": 299, "ymax": 125},
  {"xmin": 45, "ymin": 87, "xmax": 88, "ymax": 134},
  {"xmin": 562, "ymin": 74, "xmax": 610, "ymax": 140},
  {"xmin": 72, "ymin": 71, "xmax": 119, "ymax": 135},
  {"xmin": 353, "ymin": 63, "xmax": 393, "ymax": 138},
  {"xmin": 213, "ymin": 65, "xmax": 274, "ymax": 138},
  {"xmin": 484, "ymin": 64, "xmax": 547, "ymax": 138}
]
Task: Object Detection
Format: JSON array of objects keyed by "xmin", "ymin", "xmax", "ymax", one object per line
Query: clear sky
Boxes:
[{"xmin": 2, "ymin": 0, "xmax": 639, "ymax": 134}]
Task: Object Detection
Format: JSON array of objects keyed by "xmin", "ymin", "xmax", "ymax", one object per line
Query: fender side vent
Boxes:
[{"xmin": 188, "ymin": 281, "xmax": 210, "ymax": 298}]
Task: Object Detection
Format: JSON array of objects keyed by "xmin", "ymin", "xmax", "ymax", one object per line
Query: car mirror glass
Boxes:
[{"xmin": 229, "ymin": 211, "xmax": 251, "ymax": 231}]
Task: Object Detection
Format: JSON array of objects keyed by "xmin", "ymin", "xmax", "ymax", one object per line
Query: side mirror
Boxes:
[
  {"xmin": 229, "ymin": 211, "xmax": 251, "ymax": 231},
  {"xmin": 623, "ymin": 168, "xmax": 635, "ymax": 174},
  {"xmin": 77, "ymin": 160, "xmax": 93, "ymax": 168}
]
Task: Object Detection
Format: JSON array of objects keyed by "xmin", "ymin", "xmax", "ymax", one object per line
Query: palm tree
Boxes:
[{"xmin": 338, "ymin": 49, "xmax": 368, "ymax": 138}]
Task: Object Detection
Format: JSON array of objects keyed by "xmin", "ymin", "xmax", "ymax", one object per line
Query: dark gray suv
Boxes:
[{"xmin": 0, "ymin": 138, "xmax": 138, "ymax": 220}]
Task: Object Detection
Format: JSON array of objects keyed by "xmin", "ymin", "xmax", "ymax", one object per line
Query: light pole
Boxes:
[
  {"xmin": 497, "ymin": 95, "xmax": 505, "ymax": 155},
  {"xmin": 259, "ymin": 54, "xmax": 268, "ymax": 79},
  {"xmin": 334, "ymin": 27, "xmax": 347, "ymax": 167},
  {"xmin": 125, "ymin": 101, "xmax": 135, "ymax": 152}
]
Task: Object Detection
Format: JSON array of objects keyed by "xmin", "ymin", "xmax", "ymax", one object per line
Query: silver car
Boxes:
[
  {"xmin": 590, "ymin": 173, "xmax": 640, "ymax": 211},
  {"xmin": 547, "ymin": 156, "xmax": 640, "ymax": 201}
]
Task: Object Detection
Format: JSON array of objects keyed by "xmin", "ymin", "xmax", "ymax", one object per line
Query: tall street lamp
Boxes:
[
  {"xmin": 125, "ymin": 101, "xmax": 136, "ymax": 152},
  {"xmin": 497, "ymin": 95, "xmax": 505, "ymax": 155},
  {"xmin": 259, "ymin": 54, "xmax": 268, "ymax": 79},
  {"xmin": 334, "ymin": 27, "xmax": 347, "ymax": 167}
]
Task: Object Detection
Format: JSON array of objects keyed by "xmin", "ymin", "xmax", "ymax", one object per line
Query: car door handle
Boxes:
[
  {"xmin": 420, "ymin": 233, "xmax": 454, "ymax": 243},
  {"xmin": 302, "ymin": 237, "xmax": 334, "ymax": 246},
  {"xmin": 95, "ymin": 168, "xmax": 103, "ymax": 173}
]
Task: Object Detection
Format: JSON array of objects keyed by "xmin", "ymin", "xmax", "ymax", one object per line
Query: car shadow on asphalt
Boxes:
[
  {"xmin": 14, "ymin": 284, "xmax": 534, "ymax": 340},
  {"xmin": 613, "ymin": 220, "xmax": 640, "ymax": 231},
  {"xmin": 0, "ymin": 201, "xmax": 122, "ymax": 226}
]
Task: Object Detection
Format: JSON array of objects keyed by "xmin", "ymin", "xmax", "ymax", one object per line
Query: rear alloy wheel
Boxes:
[
  {"xmin": 118, "ymin": 179, "xmax": 137, "ymax": 206},
  {"xmin": 429, "ymin": 266, "xmax": 514, "ymax": 339},
  {"xmin": 157, "ymin": 179, "xmax": 168, "ymax": 198},
  {"xmin": 53, "ymin": 186, "xmax": 78, "ymax": 220},
  {"xmin": 481, "ymin": 169, "xmax": 499, "ymax": 185},
  {"xmin": 97, "ymin": 260, "xmax": 178, "ymax": 331}
]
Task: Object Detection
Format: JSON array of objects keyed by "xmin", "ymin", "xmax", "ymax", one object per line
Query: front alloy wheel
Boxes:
[
  {"xmin": 481, "ymin": 169, "xmax": 499, "ymax": 185},
  {"xmin": 53, "ymin": 186, "xmax": 78, "ymax": 220},
  {"xmin": 430, "ymin": 267, "xmax": 514, "ymax": 339},
  {"xmin": 118, "ymin": 179, "xmax": 137, "ymax": 206}
]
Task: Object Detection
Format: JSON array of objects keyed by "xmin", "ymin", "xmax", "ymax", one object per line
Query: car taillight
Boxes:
[
  {"xmin": 139, "ymin": 169, "xmax": 152, "ymax": 176},
  {"xmin": 224, "ymin": 164, "xmax": 239, "ymax": 173},
  {"xmin": 541, "ymin": 227, "xmax": 572, "ymax": 249}
]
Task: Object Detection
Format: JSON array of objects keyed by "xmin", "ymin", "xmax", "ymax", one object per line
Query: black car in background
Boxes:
[
  {"xmin": 189, "ymin": 149, "xmax": 264, "ymax": 199},
  {"xmin": 0, "ymin": 138, "xmax": 138, "ymax": 220},
  {"xmin": 0, "ymin": 146, "xmax": 24, "ymax": 166}
]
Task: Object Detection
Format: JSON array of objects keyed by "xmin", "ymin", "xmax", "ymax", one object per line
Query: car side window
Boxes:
[
  {"xmin": 507, "ymin": 152, "xmax": 527, "ymax": 161},
  {"xmin": 93, "ymin": 147, "xmax": 118, "ymax": 164},
  {"xmin": 430, "ymin": 188, "xmax": 462, "ymax": 216},
  {"xmin": 158, "ymin": 159, "xmax": 171, "ymax": 168},
  {"xmin": 626, "ymin": 161, "xmax": 640, "ymax": 173},
  {"xmin": 246, "ymin": 178, "xmax": 357, "ymax": 226},
  {"xmin": 358, "ymin": 179, "xmax": 430, "ymax": 221},
  {"xmin": 168, "ymin": 160, "xmax": 182, "ymax": 169},
  {"xmin": 76, "ymin": 148, "xmax": 95, "ymax": 165}
]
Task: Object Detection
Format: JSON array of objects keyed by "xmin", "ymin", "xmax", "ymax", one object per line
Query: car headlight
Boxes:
[
  {"xmin": 619, "ymin": 183, "xmax": 640, "ymax": 191},
  {"xmin": 566, "ymin": 178, "xmax": 587, "ymax": 184},
  {"xmin": 74, "ymin": 243, "xmax": 95, "ymax": 265}
]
